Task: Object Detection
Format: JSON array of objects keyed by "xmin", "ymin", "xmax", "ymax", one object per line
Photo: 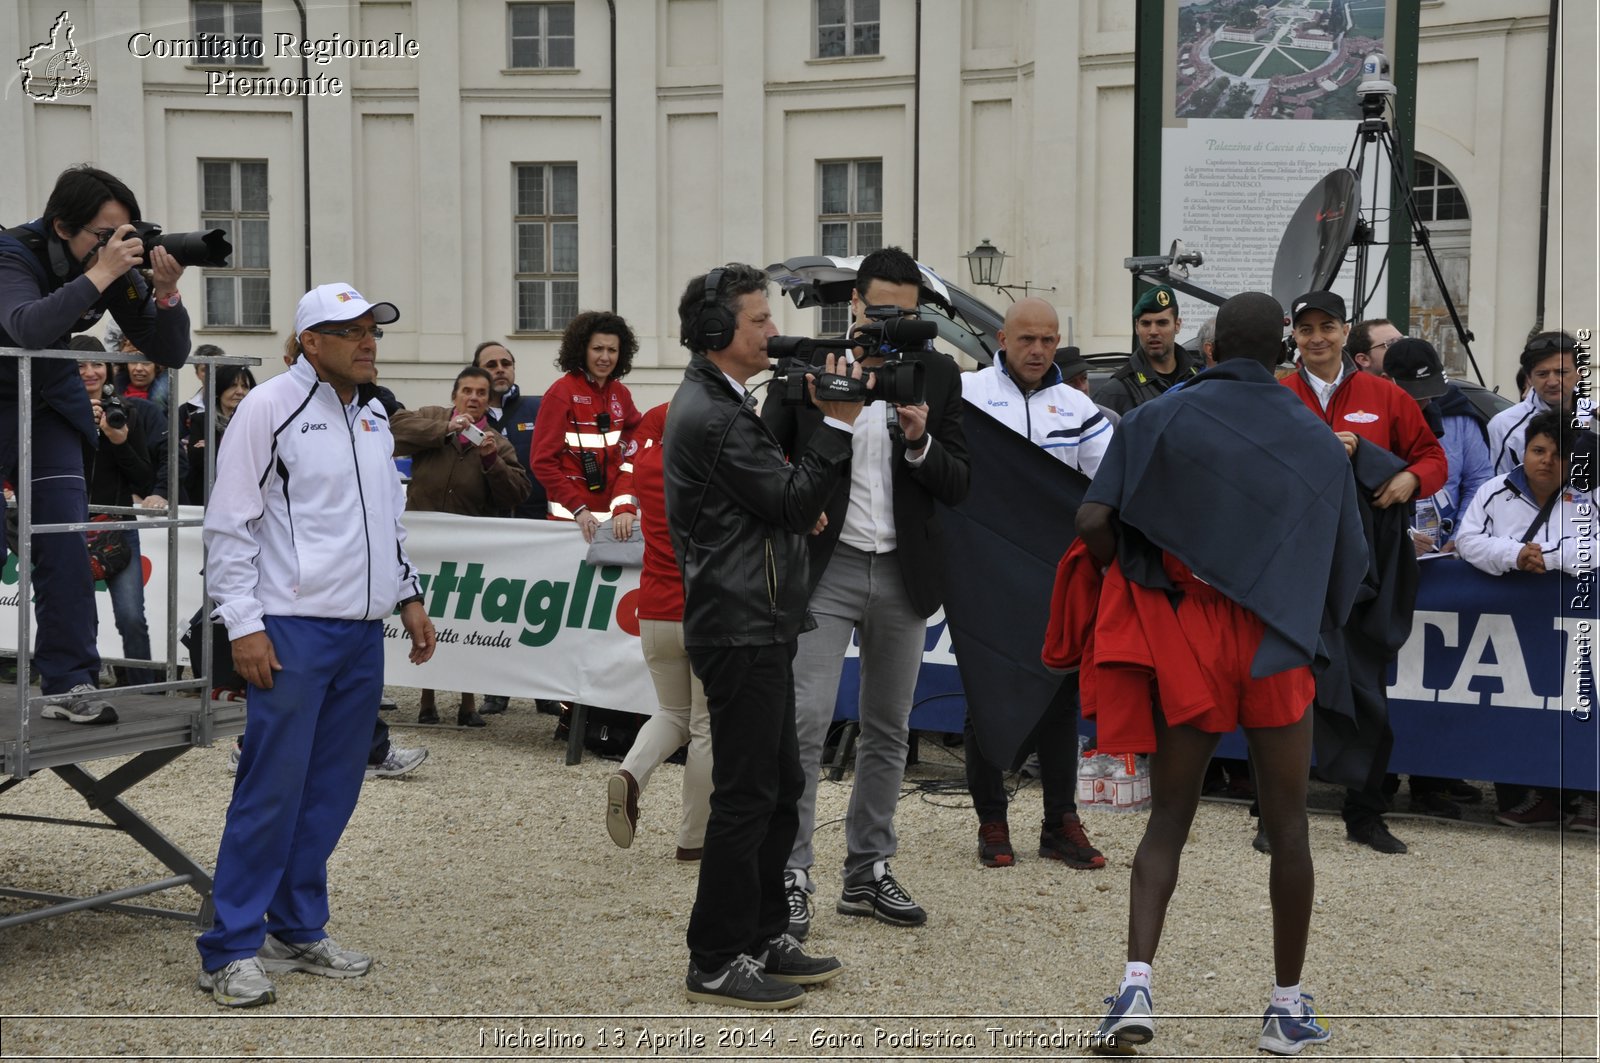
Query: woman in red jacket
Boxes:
[
  {"xmin": 529, "ymin": 310, "xmax": 644, "ymax": 543},
  {"xmin": 604, "ymin": 403, "xmax": 713, "ymax": 861}
]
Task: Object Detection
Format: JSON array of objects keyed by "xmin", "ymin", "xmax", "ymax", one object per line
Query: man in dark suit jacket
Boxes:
[{"xmin": 762, "ymin": 246, "xmax": 970, "ymax": 938}]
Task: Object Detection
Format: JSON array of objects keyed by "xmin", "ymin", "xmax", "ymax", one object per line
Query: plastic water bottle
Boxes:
[
  {"xmin": 1108, "ymin": 754, "xmax": 1150, "ymax": 812},
  {"xmin": 1077, "ymin": 749, "xmax": 1106, "ymax": 807},
  {"xmin": 1413, "ymin": 495, "xmax": 1442, "ymax": 549}
]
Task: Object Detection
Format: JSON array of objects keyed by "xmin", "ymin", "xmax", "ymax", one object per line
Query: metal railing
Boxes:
[{"xmin": 3, "ymin": 344, "xmax": 259, "ymax": 778}]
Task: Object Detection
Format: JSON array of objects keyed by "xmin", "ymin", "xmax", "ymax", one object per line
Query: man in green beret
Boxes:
[{"xmin": 1092, "ymin": 284, "xmax": 1205, "ymax": 416}]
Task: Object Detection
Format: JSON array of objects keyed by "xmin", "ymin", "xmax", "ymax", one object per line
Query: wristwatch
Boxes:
[{"xmin": 155, "ymin": 290, "xmax": 181, "ymax": 310}]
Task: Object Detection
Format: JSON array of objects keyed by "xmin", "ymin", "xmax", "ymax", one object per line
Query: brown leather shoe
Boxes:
[
  {"xmin": 606, "ymin": 769, "xmax": 639, "ymax": 848},
  {"xmin": 675, "ymin": 846, "xmax": 703, "ymax": 862}
]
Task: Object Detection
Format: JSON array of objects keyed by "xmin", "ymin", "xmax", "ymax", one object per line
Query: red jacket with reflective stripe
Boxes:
[{"xmin": 529, "ymin": 370, "xmax": 643, "ymax": 519}]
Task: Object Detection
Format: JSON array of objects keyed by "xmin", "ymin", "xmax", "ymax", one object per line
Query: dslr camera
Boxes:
[
  {"xmin": 98, "ymin": 387, "xmax": 128, "ymax": 431},
  {"xmin": 122, "ymin": 221, "xmax": 233, "ymax": 269},
  {"xmin": 770, "ymin": 306, "xmax": 934, "ymax": 408}
]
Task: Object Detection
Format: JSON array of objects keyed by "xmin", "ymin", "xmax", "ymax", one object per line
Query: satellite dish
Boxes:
[{"xmin": 1271, "ymin": 168, "xmax": 1360, "ymax": 310}]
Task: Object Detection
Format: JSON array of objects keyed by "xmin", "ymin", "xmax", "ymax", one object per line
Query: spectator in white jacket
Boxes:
[
  {"xmin": 1487, "ymin": 332, "xmax": 1580, "ymax": 476},
  {"xmin": 1457, "ymin": 409, "xmax": 1597, "ymax": 833},
  {"xmin": 1457, "ymin": 410, "xmax": 1594, "ymax": 577}
]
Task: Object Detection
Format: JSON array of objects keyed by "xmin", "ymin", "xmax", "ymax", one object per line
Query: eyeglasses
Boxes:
[
  {"xmin": 85, "ymin": 227, "xmax": 118, "ymax": 243},
  {"xmin": 312, "ymin": 325, "xmax": 384, "ymax": 341},
  {"xmin": 1369, "ymin": 339, "xmax": 1397, "ymax": 353}
]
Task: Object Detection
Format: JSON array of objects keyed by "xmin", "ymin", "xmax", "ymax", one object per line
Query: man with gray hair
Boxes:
[
  {"xmin": 197, "ymin": 282, "xmax": 436, "ymax": 1008},
  {"xmin": 664, "ymin": 263, "xmax": 858, "ymax": 1009},
  {"xmin": 1196, "ymin": 318, "xmax": 1217, "ymax": 368}
]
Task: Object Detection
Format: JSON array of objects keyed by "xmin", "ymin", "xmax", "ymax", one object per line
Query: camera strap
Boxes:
[{"xmin": 1520, "ymin": 482, "xmax": 1565, "ymax": 544}]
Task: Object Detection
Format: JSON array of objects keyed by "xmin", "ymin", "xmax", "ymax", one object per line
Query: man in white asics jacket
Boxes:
[
  {"xmin": 956, "ymin": 297, "xmax": 1114, "ymax": 873},
  {"xmin": 195, "ymin": 283, "xmax": 436, "ymax": 1008},
  {"xmin": 962, "ymin": 297, "xmax": 1112, "ymax": 477}
]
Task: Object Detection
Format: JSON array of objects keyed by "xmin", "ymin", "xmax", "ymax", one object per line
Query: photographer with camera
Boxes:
[
  {"xmin": 70, "ymin": 337, "xmax": 158, "ymax": 690},
  {"xmin": 762, "ymin": 246, "xmax": 969, "ymax": 937},
  {"xmin": 529, "ymin": 311, "xmax": 644, "ymax": 543},
  {"xmin": 391, "ymin": 365, "xmax": 529, "ymax": 728},
  {"xmin": 0, "ymin": 165, "xmax": 193, "ymax": 723},
  {"xmin": 664, "ymin": 263, "xmax": 861, "ymax": 1009}
]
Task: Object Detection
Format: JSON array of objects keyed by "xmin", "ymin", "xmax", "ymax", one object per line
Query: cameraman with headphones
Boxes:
[
  {"xmin": 0, "ymin": 165, "xmax": 191, "ymax": 723},
  {"xmin": 663, "ymin": 263, "xmax": 863, "ymax": 1010}
]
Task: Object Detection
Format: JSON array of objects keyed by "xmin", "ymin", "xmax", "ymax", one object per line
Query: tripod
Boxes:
[{"xmin": 1344, "ymin": 93, "xmax": 1484, "ymax": 384}]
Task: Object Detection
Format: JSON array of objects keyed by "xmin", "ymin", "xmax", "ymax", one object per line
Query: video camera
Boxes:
[
  {"xmin": 769, "ymin": 306, "xmax": 935, "ymax": 407},
  {"xmin": 122, "ymin": 221, "xmax": 233, "ymax": 269}
]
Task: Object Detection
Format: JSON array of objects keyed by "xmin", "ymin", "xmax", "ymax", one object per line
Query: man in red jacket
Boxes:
[
  {"xmin": 1281, "ymin": 292, "xmax": 1446, "ymax": 507},
  {"xmin": 1281, "ymin": 290, "xmax": 1446, "ymax": 855}
]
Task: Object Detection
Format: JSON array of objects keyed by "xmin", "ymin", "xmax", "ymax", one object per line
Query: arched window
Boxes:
[
  {"xmin": 1412, "ymin": 158, "xmax": 1470, "ymax": 222},
  {"xmin": 1407, "ymin": 156, "xmax": 1472, "ymax": 375}
]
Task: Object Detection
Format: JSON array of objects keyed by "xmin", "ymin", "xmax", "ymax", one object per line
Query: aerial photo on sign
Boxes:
[{"xmin": 1175, "ymin": 0, "xmax": 1388, "ymax": 120}]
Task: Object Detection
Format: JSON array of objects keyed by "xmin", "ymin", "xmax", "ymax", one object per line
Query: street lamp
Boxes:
[
  {"xmin": 961, "ymin": 239, "xmax": 1056, "ymax": 302},
  {"xmin": 962, "ymin": 239, "xmax": 1008, "ymax": 288}
]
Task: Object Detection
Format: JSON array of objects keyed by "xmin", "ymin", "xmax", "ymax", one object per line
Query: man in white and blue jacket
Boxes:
[
  {"xmin": 961, "ymin": 297, "xmax": 1112, "ymax": 476},
  {"xmin": 195, "ymin": 283, "xmax": 437, "ymax": 1008},
  {"xmin": 958, "ymin": 297, "xmax": 1113, "ymax": 871}
]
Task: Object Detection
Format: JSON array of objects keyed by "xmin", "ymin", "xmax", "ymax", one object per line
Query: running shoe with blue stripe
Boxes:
[
  {"xmin": 1258, "ymin": 991, "xmax": 1331, "ymax": 1056},
  {"xmin": 1092, "ymin": 983, "xmax": 1153, "ymax": 1053}
]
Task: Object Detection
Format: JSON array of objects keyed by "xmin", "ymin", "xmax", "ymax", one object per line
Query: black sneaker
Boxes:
[
  {"xmin": 1346, "ymin": 818, "xmax": 1408, "ymax": 854},
  {"xmin": 480, "ymin": 694, "xmax": 509, "ymax": 715},
  {"xmin": 40, "ymin": 683, "xmax": 117, "ymax": 725},
  {"xmin": 685, "ymin": 954, "xmax": 804, "ymax": 1010},
  {"xmin": 837, "ymin": 860, "xmax": 926, "ymax": 927},
  {"xmin": 1409, "ymin": 791, "xmax": 1463, "ymax": 820},
  {"xmin": 754, "ymin": 934, "xmax": 842, "ymax": 985},
  {"xmin": 978, "ymin": 820, "xmax": 1015, "ymax": 867},
  {"xmin": 1039, "ymin": 813, "xmax": 1106, "ymax": 870},
  {"xmin": 784, "ymin": 869, "xmax": 812, "ymax": 942},
  {"xmin": 1445, "ymin": 779, "xmax": 1484, "ymax": 804}
]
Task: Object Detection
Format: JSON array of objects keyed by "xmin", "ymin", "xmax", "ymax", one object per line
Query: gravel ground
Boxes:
[{"xmin": 0, "ymin": 687, "xmax": 1596, "ymax": 1062}]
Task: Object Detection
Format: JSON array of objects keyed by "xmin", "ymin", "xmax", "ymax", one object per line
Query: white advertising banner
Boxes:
[{"xmin": 0, "ymin": 509, "xmax": 656, "ymax": 712}]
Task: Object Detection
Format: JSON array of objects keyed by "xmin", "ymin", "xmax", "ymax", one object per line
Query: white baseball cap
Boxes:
[{"xmin": 294, "ymin": 282, "xmax": 400, "ymax": 336}]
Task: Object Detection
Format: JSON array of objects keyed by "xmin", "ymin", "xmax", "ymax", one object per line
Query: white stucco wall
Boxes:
[{"xmin": 2, "ymin": 0, "xmax": 1590, "ymax": 410}]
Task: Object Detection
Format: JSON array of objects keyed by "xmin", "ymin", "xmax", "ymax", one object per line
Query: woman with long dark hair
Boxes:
[
  {"xmin": 528, "ymin": 310, "xmax": 644, "ymax": 543},
  {"xmin": 182, "ymin": 363, "xmax": 256, "ymax": 506}
]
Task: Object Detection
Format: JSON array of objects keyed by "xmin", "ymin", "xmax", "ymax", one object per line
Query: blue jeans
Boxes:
[
  {"xmin": 0, "ymin": 408, "xmax": 100, "ymax": 694},
  {"xmin": 105, "ymin": 531, "xmax": 155, "ymax": 686}
]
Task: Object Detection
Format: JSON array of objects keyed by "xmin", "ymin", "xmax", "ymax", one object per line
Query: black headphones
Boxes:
[{"xmin": 687, "ymin": 267, "xmax": 736, "ymax": 352}]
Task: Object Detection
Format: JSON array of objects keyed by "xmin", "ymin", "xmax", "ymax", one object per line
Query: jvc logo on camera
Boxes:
[{"xmin": 301, "ymin": 422, "xmax": 329, "ymax": 433}]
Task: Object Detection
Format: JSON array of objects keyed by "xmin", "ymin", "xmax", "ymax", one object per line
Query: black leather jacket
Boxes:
[
  {"xmin": 663, "ymin": 355, "xmax": 853, "ymax": 647},
  {"xmin": 1092, "ymin": 341, "xmax": 1203, "ymax": 416}
]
